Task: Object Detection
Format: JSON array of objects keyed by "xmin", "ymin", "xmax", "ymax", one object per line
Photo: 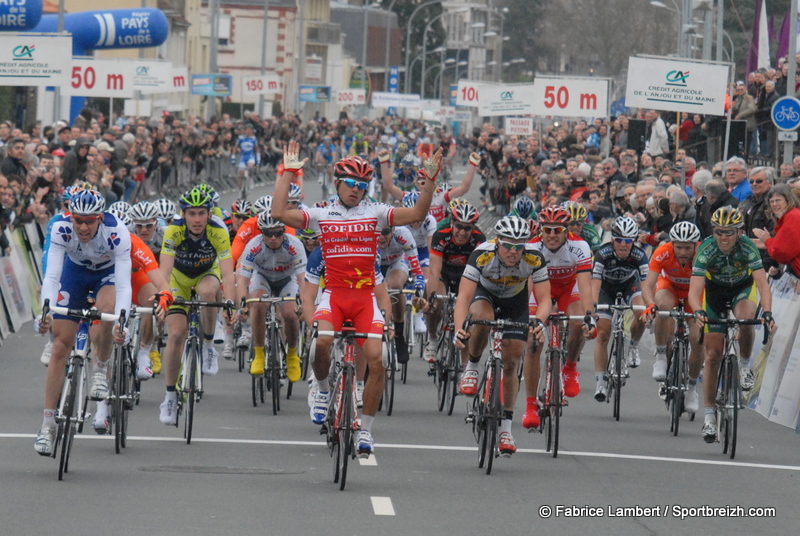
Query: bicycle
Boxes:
[
  {"xmin": 316, "ymin": 321, "xmax": 383, "ymax": 490},
  {"xmin": 535, "ymin": 311, "xmax": 589, "ymax": 457},
  {"xmin": 378, "ymin": 319, "xmax": 397, "ymax": 416},
  {"xmin": 654, "ymin": 301, "xmax": 696, "ymax": 436},
  {"xmin": 428, "ymin": 292, "xmax": 460, "ymax": 415},
  {"xmin": 700, "ymin": 310, "xmax": 768, "ymax": 459},
  {"xmin": 388, "ymin": 287, "xmax": 417, "ymax": 384},
  {"xmin": 596, "ymin": 294, "xmax": 646, "ymax": 421},
  {"xmin": 316, "ymin": 162, "xmax": 332, "ymax": 200},
  {"xmin": 245, "ymin": 295, "xmax": 297, "ymax": 415},
  {"xmin": 464, "ymin": 315, "xmax": 532, "ymax": 475},
  {"xmin": 173, "ymin": 292, "xmax": 233, "ymax": 444},
  {"xmin": 232, "ymin": 317, "xmax": 248, "ymax": 373},
  {"xmin": 41, "ymin": 300, "xmax": 121, "ymax": 480}
]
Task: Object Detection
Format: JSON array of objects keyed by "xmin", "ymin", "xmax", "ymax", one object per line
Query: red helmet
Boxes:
[
  {"xmin": 334, "ymin": 156, "xmax": 373, "ymax": 181},
  {"xmin": 538, "ymin": 205, "xmax": 571, "ymax": 226}
]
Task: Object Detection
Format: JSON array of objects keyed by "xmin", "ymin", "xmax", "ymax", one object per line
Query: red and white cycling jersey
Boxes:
[
  {"xmin": 428, "ymin": 190, "xmax": 452, "ymax": 222},
  {"xmin": 302, "ymin": 200, "xmax": 395, "ymax": 289},
  {"xmin": 529, "ymin": 233, "xmax": 592, "ymax": 296}
]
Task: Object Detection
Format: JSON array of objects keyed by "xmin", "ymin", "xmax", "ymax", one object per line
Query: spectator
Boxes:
[
  {"xmin": 731, "ymin": 82, "xmax": 757, "ymax": 155},
  {"xmin": 669, "ymin": 190, "xmax": 695, "ymax": 225},
  {"xmin": 646, "ymin": 109, "xmax": 669, "ymax": 157},
  {"xmin": 752, "ymin": 184, "xmax": 800, "ymax": 280},
  {"xmin": 740, "ymin": 166, "xmax": 777, "ymax": 272},
  {"xmin": 603, "ymin": 157, "xmax": 626, "ymax": 185},
  {"xmin": 725, "ymin": 156, "xmax": 751, "ymax": 201},
  {"xmin": 1, "ymin": 138, "xmax": 27, "ymax": 180},
  {"xmin": 698, "ymin": 178, "xmax": 738, "ymax": 239}
]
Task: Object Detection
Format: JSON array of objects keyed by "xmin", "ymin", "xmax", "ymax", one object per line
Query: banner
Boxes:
[
  {"xmin": 455, "ymin": 80, "xmax": 535, "ymax": 116},
  {"xmin": 242, "ymin": 74, "xmax": 281, "ymax": 96},
  {"xmin": 63, "ymin": 58, "xmax": 135, "ymax": 98},
  {"xmin": 299, "ymin": 85, "xmax": 331, "ymax": 103},
  {"xmin": 0, "ymin": 0, "xmax": 43, "ymax": 31},
  {"xmin": 134, "ymin": 60, "xmax": 173, "ymax": 94},
  {"xmin": 371, "ymin": 91, "xmax": 421, "ymax": 109},
  {"xmin": 0, "ymin": 33, "xmax": 71, "ymax": 87},
  {"xmin": 505, "ymin": 117, "xmax": 534, "ymax": 136},
  {"xmin": 625, "ymin": 56, "xmax": 730, "ymax": 116},
  {"xmin": 191, "ymin": 74, "xmax": 232, "ymax": 96},
  {"xmin": 335, "ymin": 88, "xmax": 366, "ymax": 106},
  {"xmin": 530, "ymin": 76, "xmax": 609, "ymax": 118}
]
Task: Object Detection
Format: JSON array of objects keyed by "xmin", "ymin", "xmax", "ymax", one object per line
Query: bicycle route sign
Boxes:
[{"xmin": 771, "ymin": 96, "xmax": 800, "ymax": 131}]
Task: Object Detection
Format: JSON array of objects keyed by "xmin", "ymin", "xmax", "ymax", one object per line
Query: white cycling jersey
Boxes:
[{"xmin": 238, "ymin": 233, "xmax": 307, "ymax": 282}]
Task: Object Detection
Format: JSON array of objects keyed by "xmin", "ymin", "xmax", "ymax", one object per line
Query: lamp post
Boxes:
[
  {"xmin": 651, "ymin": 0, "xmax": 683, "ymax": 56},
  {"xmin": 258, "ymin": 0, "xmax": 270, "ymax": 117},
  {"xmin": 383, "ymin": 0, "xmax": 400, "ymax": 93},
  {"xmin": 421, "ymin": 12, "xmax": 447, "ymax": 99},
  {"xmin": 404, "ymin": 0, "xmax": 448, "ymax": 94}
]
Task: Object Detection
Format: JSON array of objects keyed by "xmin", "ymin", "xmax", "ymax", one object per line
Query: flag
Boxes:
[
  {"xmin": 777, "ymin": 7, "xmax": 790, "ymax": 64},
  {"xmin": 746, "ymin": 0, "xmax": 770, "ymax": 74}
]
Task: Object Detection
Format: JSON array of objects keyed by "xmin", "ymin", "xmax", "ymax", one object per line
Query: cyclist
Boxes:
[
  {"xmin": 454, "ymin": 216, "xmax": 550, "ymax": 456},
  {"xmin": 231, "ymin": 195, "xmax": 272, "ymax": 265},
  {"xmin": 236, "ymin": 211, "xmax": 307, "ymax": 382},
  {"xmin": 423, "ymin": 201, "xmax": 486, "ymax": 363},
  {"xmin": 393, "ymin": 154, "xmax": 419, "ymax": 193},
  {"xmin": 510, "ymin": 196, "xmax": 537, "ymax": 221},
  {"xmin": 297, "ymin": 227, "xmax": 321, "ymax": 256},
  {"xmin": 562, "ymin": 200, "xmax": 603, "ymax": 252},
  {"xmin": 157, "ymin": 187, "xmax": 237, "ymax": 425},
  {"xmin": 523, "ymin": 206, "xmax": 596, "ymax": 429},
  {"xmin": 591, "ymin": 216, "xmax": 649, "ymax": 402},
  {"xmin": 234, "ymin": 124, "xmax": 259, "ymax": 194},
  {"xmin": 34, "ymin": 189, "xmax": 132, "ymax": 455},
  {"xmin": 230, "ymin": 199, "xmax": 252, "ymax": 239},
  {"xmin": 156, "ymin": 198, "xmax": 179, "ymax": 225},
  {"xmin": 272, "ymin": 141, "xmax": 442, "ymax": 457},
  {"xmin": 378, "ymin": 223, "xmax": 426, "ymax": 364},
  {"xmin": 688, "ymin": 206, "xmax": 775, "ymax": 443},
  {"xmin": 315, "ymin": 136, "xmax": 336, "ymax": 186},
  {"xmin": 641, "ymin": 221, "xmax": 703, "ymax": 413}
]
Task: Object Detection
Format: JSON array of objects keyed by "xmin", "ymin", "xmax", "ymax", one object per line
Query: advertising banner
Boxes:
[
  {"xmin": 191, "ymin": 74, "xmax": 232, "ymax": 96},
  {"xmin": 133, "ymin": 60, "xmax": 173, "ymax": 94},
  {"xmin": 625, "ymin": 56, "xmax": 730, "ymax": 116},
  {"xmin": 371, "ymin": 91, "xmax": 420, "ymax": 109},
  {"xmin": 0, "ymin": 0, "xmax": 43, "ymax": 31},
  {"xmin": 0, "ymin": 33, "xmax": 71, "ymax": 87},
  {"xmin": 530, "ymin": 76, "xmax": 609, "ymax": 118},
  {"xmin": 299, "ymin": 85, "xmax": 331, "ymax": 103}
]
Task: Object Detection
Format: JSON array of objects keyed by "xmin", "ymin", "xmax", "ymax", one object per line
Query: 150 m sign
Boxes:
[{"xmin": 531, "ymin": 76, "xmax": 609, "ymax": 118}]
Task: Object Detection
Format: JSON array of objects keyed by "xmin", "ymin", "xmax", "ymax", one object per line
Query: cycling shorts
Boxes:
[
  {"xmin": 655, "ymin": 277, "xmax": 695, "ymax": 314},
  {"xmin": 703, "ymin": 280, "xmax": 757, "ymax": 334},
  {"xmin": 597, "ymin": 280, "xmax": 643, "ymax": 321},
  {"xmin": 529, "ymin": 280, "xmax": 581, "ymax": 316},
  {"xmin": 248, "ymin": 273, "xmax": 299, "ymax": 298},
  {"xmin": 238, "ymin": 157, "xmax": 256, "ymax": 169},
  {"xmin": 168, "ymin": 265, "xmax": 222, "ymax": 316},
  {"xmin": 313, "ymin": 288, "xmax": 384, "ymax": 341},
  {"xmin": 439, "ymin": 273, "xmax": 461, "ymax": 295},
  {"xmin": 131, "ymin": 270, "xmax": 153, "ymax": 307},
  {"xmin": 418, "ymin": 246, "xmax": 430, "ymax": 268},
  {"xmin": 472, "ymin": 284, "xmax": 529, "ymax": 341},
  {"xmin": 53, "ymin": 260, "xmax": 116, "ymax": 321},
  {"xmin": 380, "ymin": 258, "xmax": 410, "ymax": 279}
]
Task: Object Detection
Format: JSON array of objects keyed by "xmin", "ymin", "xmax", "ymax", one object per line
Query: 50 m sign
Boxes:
[{"xmin": 64, "ymin": 59, "xmax": 134, "ymax": 98}]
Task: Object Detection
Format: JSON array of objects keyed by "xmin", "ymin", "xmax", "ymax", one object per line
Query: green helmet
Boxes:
[{"xmin": 179, "ymin": 187, "xmax": 214, "ymax": 210}]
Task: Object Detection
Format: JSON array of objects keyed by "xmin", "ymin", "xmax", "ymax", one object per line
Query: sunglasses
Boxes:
[
  {"xmin": 498, "ymin": 241, "xmax": 525, "ymax": 251},
  {"xmin": 542, "ymin": 226, "xmax": 565, "ymax": 235},
  {"xmin": 453, "ymin": 223, "xmax": 473, "ymax": 232},
  {"xmin": 340, "ymin": 178, "xmax": 369, "ymax": 190},
  {"xmin": 135, "ymin": 222, "xmax": 156, "ymax": 229},
  {"xmin": 262, "ymin": 229, "xmax": 285, "ymax": 238},
  {"xmin": 713, "ymin": 229, "xmax": 736, "ymax": 237},
  {"xmin": 613, "ymin": 237, "xmax": 634, "ymax": 244},
  {"xmin": 73, "ymin": 215, "xmax": 101, "ymax": 226},
  {"xmin": 749, "ymin": 179, "xmax": 765, "ymax": 185}
]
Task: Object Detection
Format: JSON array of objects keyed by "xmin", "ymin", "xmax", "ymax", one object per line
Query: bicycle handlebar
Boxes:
[
  {"xmin": 655, "ymin": 309, "xmax": 695, "ymax": 319},
  {"xmin": 596, "ymin": 304, "xmax": 647, "ymax": 312},
  {"xmin": 130, "ymin": 305, "xmax": 157, "ymax": 315},
  {"xmin": 698, "ymin": 317, "xmax": 768, "ymax": 345},
  {"xmin": 466, "ymin": 318, "xmax": 532, "ymax": 330},
  {"xmin": 173, "ymin": 298, "xmax": 234, "ymax": 309},
  {"xmin": 49, "ymin": 305, "xmax": 121, "ymax": 323},
  {"xmin": 315, "ymin": 329, "xmax": 383, "ymax": 340},
  {"xmin": 244, "ymin": 296, "xmax": 297, "ymax": 304}
]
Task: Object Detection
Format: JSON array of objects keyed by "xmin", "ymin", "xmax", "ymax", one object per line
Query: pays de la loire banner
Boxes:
[{"xmin": 625, "ymin": 56, "xmax": 729, "ymax": 116}]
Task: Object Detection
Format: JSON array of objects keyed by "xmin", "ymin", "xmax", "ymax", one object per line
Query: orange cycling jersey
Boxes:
[
  {"xmin": 648, "ymin": 242, "xmax": 694, "ymax": 292},
  {"xmin": 131, "ymin": 234, "xmax": 158, "ymax": 274}
]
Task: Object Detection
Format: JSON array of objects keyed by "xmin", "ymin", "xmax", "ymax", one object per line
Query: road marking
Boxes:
[
  {"xmin": 371, "ymin": 496, "xmax": 395, "ymax": 516},
  {"xmin": 359, "ymin": 455, "xmax": 378, "ymax": 466},
  {"xmin": 3, "ymin": 433, "xmax": 800, "ymax": 472}
]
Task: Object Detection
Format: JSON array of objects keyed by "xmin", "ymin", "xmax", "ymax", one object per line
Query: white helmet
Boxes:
[
  {"xmin": 71, "ymin": 190, "xmax": 106, "ymax": 216},
  {"xmin": 669, "ymin": 221, "xmax": 701, "ymax": 243},
  {"xmin": 130, "ymin": 201, "xmax": 161, "ymax": 223},
  {"xmin": 252, "ymin": 195, "xmax": 273, "ymax": 215},
  {"xmin": 494, "ymin": 215, "xmax": 531, "ymax": 241},
  {"xmin": 155, "ymin": 198, "xmax": 177, "ymax": 220},
  {"xmin": 611, "ymin": 216, "xmax": 639, "ymax": 239},
  {"xmin": 257, "ymin": 211, "xmax": 284, "ymax": 231}
]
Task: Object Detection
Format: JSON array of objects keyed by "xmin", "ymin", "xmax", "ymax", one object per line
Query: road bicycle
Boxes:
[
  {"xmin": 378, "ymin": 321, "xmax": 397, "ymax": 416},
  {"xmin": 173, "ymin": 292, "xmax": 233, "ymax": 444},
  {"xmin": 232, "ymin": 317, "xmax": 248, "ymax": 373},
  {"xmin": 42, "ymin": 300, "xmax": 121, "ymax": 480},
  {"xmin": 535, "ymin": 311, "xmax": 588, "ymax": 457},
  {"xmin": 464, "ymin": 315, "xmax": 531, "ymax": 475},
  {"xmin": 317, "ymin": 321, "xmax": 382, "ymax": 490},
  {"xmin": 387, "ymin": 287, "xmax": 417, "ymax": 384},
  {"xmin": 316, "ymin": 162, "xmax": 332, "ymax": 200},
  {"xmin": 655, "ymin": 301, "xmax": 696, "ymax": 436},
  {"xmin": 700, "ymin": 309, "xmax": 768, "ymax": 459},
  {"xmin": 428, "ymin": 292, "xmax": 460, "ymax": 415},
  {"xmin": 245, "ymin": 295, "xmax": 297, "ymax": 415},
  {"xmin": 596, "ymin": 294, "xmax": 646, "ymax": 421}
]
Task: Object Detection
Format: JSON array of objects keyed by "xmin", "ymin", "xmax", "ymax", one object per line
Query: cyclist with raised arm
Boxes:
[
  {"xmin": 236, "ymin": 211, "xmax": 307, "ymax": 382},
  {"xmin": 641, "ymin": 221, "xmax": 703, "ymax": 413},
  {"xmin": 34, "ymin": 190, "xmax": 132, "ymax": 455},
  {"xmin": 591, "ymin": 216, "xmax": 649, "ymax": 402},
  {"xmin": 523, "ymin": 206, "xmax": 596, "ymax": 429},
  {"xmin": 454, "ymin": 216, "xmax": 550, "ymax": 456},
  {"xmin": 688, "ymin": 206, "xmax": 776, "ymax": 443},
  {"xmin": 423, "ymin": 201, "xmax": 486, "ymax": 363},
  {"xmin": 157, "ymin": 187, "xmax": 238, "ymax": 425},
  {"xmin": 272, "ymin": 140, "xmax": 441, "ymax": 457}
]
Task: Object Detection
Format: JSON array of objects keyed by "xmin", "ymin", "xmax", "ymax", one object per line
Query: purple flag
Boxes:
[{"xmin": 777, "ymin": 7, "xmax": 790, "ymax": 65}]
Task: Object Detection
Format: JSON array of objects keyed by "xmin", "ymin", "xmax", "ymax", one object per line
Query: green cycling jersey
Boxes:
[{"xmin": 691, "ymin": 234, "xmax": 763, "ymax": 287}]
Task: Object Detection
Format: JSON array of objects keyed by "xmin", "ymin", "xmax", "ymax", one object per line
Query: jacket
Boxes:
[
  {"xmin": 765, "ymin": 208, "xmax": 800, "ymax": 277},
  {"xmin": 697, "ymin": 191, "xmax": 738, "ymax": 239},
  {"xmin": 741, "ymin": 193, "xmax": 777, "ymax": 271},
  {"xmin": 732, "ymin": 94, "xmax": 757, "ymax": 131}
]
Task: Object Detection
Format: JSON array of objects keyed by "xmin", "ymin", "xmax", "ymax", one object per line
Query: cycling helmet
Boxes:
[
  {"xmin": 252, "ymin": 195, "xmax": 272, "ymax": 215},
  {"xmin": 179, "ymin": 187, "xmax": 214, "ymax": 210},
  {"xmin": 257, "ymin": 211, "xmax": 284, "ymax": 231},
  {"xmin": 529, "ymin": 219, "xmax": 541, "ymax": 237},
  {"xmin": 451, "ymin": 202, "xmax": 479, "ymax": 224},
  {"xmin": 115, "ymin": 211, "xmax": 132, "ymax": 227},
  {"xmin": 448, "ymin": 197, "xmax": 468, "ymax": 210},
  {"xmin": 512, "ymin": 197, "xmax": 536, "ymax": 220},
  {"xmin": 435, "ymin": 183, "xmax": 453, "ymax": 195},
  {"xmin": 155, "ymin": 199, "xmax": 177, "ymax": 220},
  {"xmin": 611, "ymin": 216, "xmax": 639, "ymax": 238},
  {"xmin": 70, "ymin": 189, "xmax": 106, "ymax": 216},
  {"xmin": 61, "ymin": 184, "xmax": 81, "ymax": 203},
  {"xmin": 401, "ymin": 154, "xmax": 416, "ymax": 168},
  {"xmin": 494, "ymin": 215, "xmax": 531, "ymax": 241},
  {"xmin": 130, "ymin": 201, "xmax": 160, "ymax": 223},
  {"xmin": 231, "ymin": 199, "xmax": 252, "ymax": 217},
  {"xmin": 538, "ymin": 205, "xmax": 571, "ymax": 226},
  {"xmin": 109, "ymin": 201, "xmax": 131, "ymax": 215},
  {"xmin": 196, "ymin": 183, "xmax": 220, "ymax": 205},
  {"xmin": 402, "ymin": 191, "xmax": 419, "ymax": 209},
  {"xmin": 298, "ymin": 228, "xmax": 321, "ymax": 239},
  {"xmin": 333, "ymin": 156, "xmax": 373, "ymax": 181},
  {"xmin": 669, "ymin": 221, "xmax": 701, "ymax": 243},
  {"xmin": 562, "ymin": 200, "xmax": 588, "ymax": 222},
  {"xmin": 288, "ymin": 183, "xmax": 303, "ymax": 201},
  {"xmin": 711, "ymin": 205, "xmax": 744, "ymax": 228},
  {"xmin": 397, "ymin": 142, "xmax": 409, "ymax": 152},
  {"xmin": 315, "ymin": 200, "xmax": 330, "ymax": 209}
]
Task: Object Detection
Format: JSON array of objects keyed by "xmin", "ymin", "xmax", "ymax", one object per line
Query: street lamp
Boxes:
[
  {"xmin": 404, "ymin": 0, "xmax": 447, "ymax": 94},
  {"xmin": 651, "ymin": 0, "xmax": 683, "ymax": 56},
  {"xmin": 421, "ymin": 8, "xmax": 467, "ymax": 98}
]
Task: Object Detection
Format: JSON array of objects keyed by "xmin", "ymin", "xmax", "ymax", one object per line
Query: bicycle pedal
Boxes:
[
  {"xmin": 319, "ymin": 424, "xmax": 328, "ymax": 435},
  {"xmin": 465, "ymin": 412, "xmax": 475, "ymax": 424}
]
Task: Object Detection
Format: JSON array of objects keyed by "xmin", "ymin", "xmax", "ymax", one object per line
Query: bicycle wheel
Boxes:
[
  {"xmin": 669, "ymin": 342, "xmax": 686, "ymax": 436},
  {"xmin": 446, "ymin": 353, "xmax": 460, "ymax": 416},
  {"xmin": 113, "ymin": 349, "xmax": 125, "ymax": 454},
  {"xmin": 727, "ymin": 357, "xmax": 740, "ymax": 459},
  {"xmin": 338, "ymin": 366, "xmax": 354, "ymax": 491},
  {"xmin": 436, "ymin": 345, "xmax": 449, "ymax": 413},
  {"xmin": 57, "ymin": 360, "xmax": 78, "ymax": 480},
  {"xmin": 268, "ymin": 333, "xmax": 281, "ymax": 415},
  {"xmin": 549, "ymin": 352, "xmax": 562, "ymax": 458},
  {"xmin": 475, "ymin": 371, "xmax": 489, "ymax": 469},
  {"xmin": 613, "ymin": 331, "xmax": 624, "ymax": 421},
  {"xmin": 184, "ymin": 339, "xmax": 199, "ymax": 445},
  {"xmin": 384, "ymin": 340, "xmax": 396, "ymax": 416},
  {"xmin": 485, "ymin": 359, "xmax": 501, "ymax": 475},
  {"xmin": 237, "ymin": 344, "xmax": 247, "ymax": 373}
]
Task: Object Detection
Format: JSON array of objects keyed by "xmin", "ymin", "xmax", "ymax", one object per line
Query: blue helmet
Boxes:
[
  {"xmin": 402, "ymin": 191, "xmax": 419, "ymax": 209},
  {"xmin": 512, "ymin": 197, "xmax": 535, "ymax": 220}
]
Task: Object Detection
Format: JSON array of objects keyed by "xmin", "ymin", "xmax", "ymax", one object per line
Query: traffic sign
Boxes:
[
  {"xmin": 778, "ymin": 131, "xmax": 798, "ymax": 142},
  {"xmin": 771, "ymin": 96, "xmax": 800, "ymax": 131}
]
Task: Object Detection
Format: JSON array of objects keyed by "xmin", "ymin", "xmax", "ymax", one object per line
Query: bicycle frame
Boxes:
[{"xmin": 656, "ymin": 303, "xmax": 694, "ymax": 436}]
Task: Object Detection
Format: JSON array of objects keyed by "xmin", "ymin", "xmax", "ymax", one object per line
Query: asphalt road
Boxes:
[{"xmin": 2, "ymin": 167, "xmax": 799, "ymax": 535}]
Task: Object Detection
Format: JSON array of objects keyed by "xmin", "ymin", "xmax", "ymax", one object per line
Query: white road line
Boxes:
[
  {"xmin": 371, "ymin": 496, "xmax": 395, "ymax": 516},
  {"xmin": 3, "ymin": 433, "xmax": 799, "ymax": 472},
  {"xmin": 358, "ymin": 455, "xmax": 378, "ymax": 466}
]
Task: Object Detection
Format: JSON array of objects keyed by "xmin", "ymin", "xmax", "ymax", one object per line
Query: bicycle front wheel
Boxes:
[
  {"xmin": 720, "ymin": 356, "xmax": 740, "ymax": 459},
  {"xmin": 549, "ymin": 353, "xmax": 562, "ymax": 458},
  {"xmin": 613, "ymin": 332, "xmax": 624, "ymax": 421},
  {"xmin": 485, "ymin": 359, "xmax": 502, "ymax": 475},
  {"xmin": 268, "ymin": 333, "xmax": 281, "ymax": 415},
  {"xmin": 338, "ymin": 366, "xmax": 354, "ymax": 490},
  {"xmin": 384, "ymin": 340, "xmax": 396, "ymax": 416},
  {"xmin": 184, "ymin": 338, "xmax": 200, "ymax": 445},
  {"xmin": 669, "ymin": 342, "xmax": 686, "ymax": 436},
  {"xmin": 436, "ymin": 345, "xmax": 449, "ymax": 413}
]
